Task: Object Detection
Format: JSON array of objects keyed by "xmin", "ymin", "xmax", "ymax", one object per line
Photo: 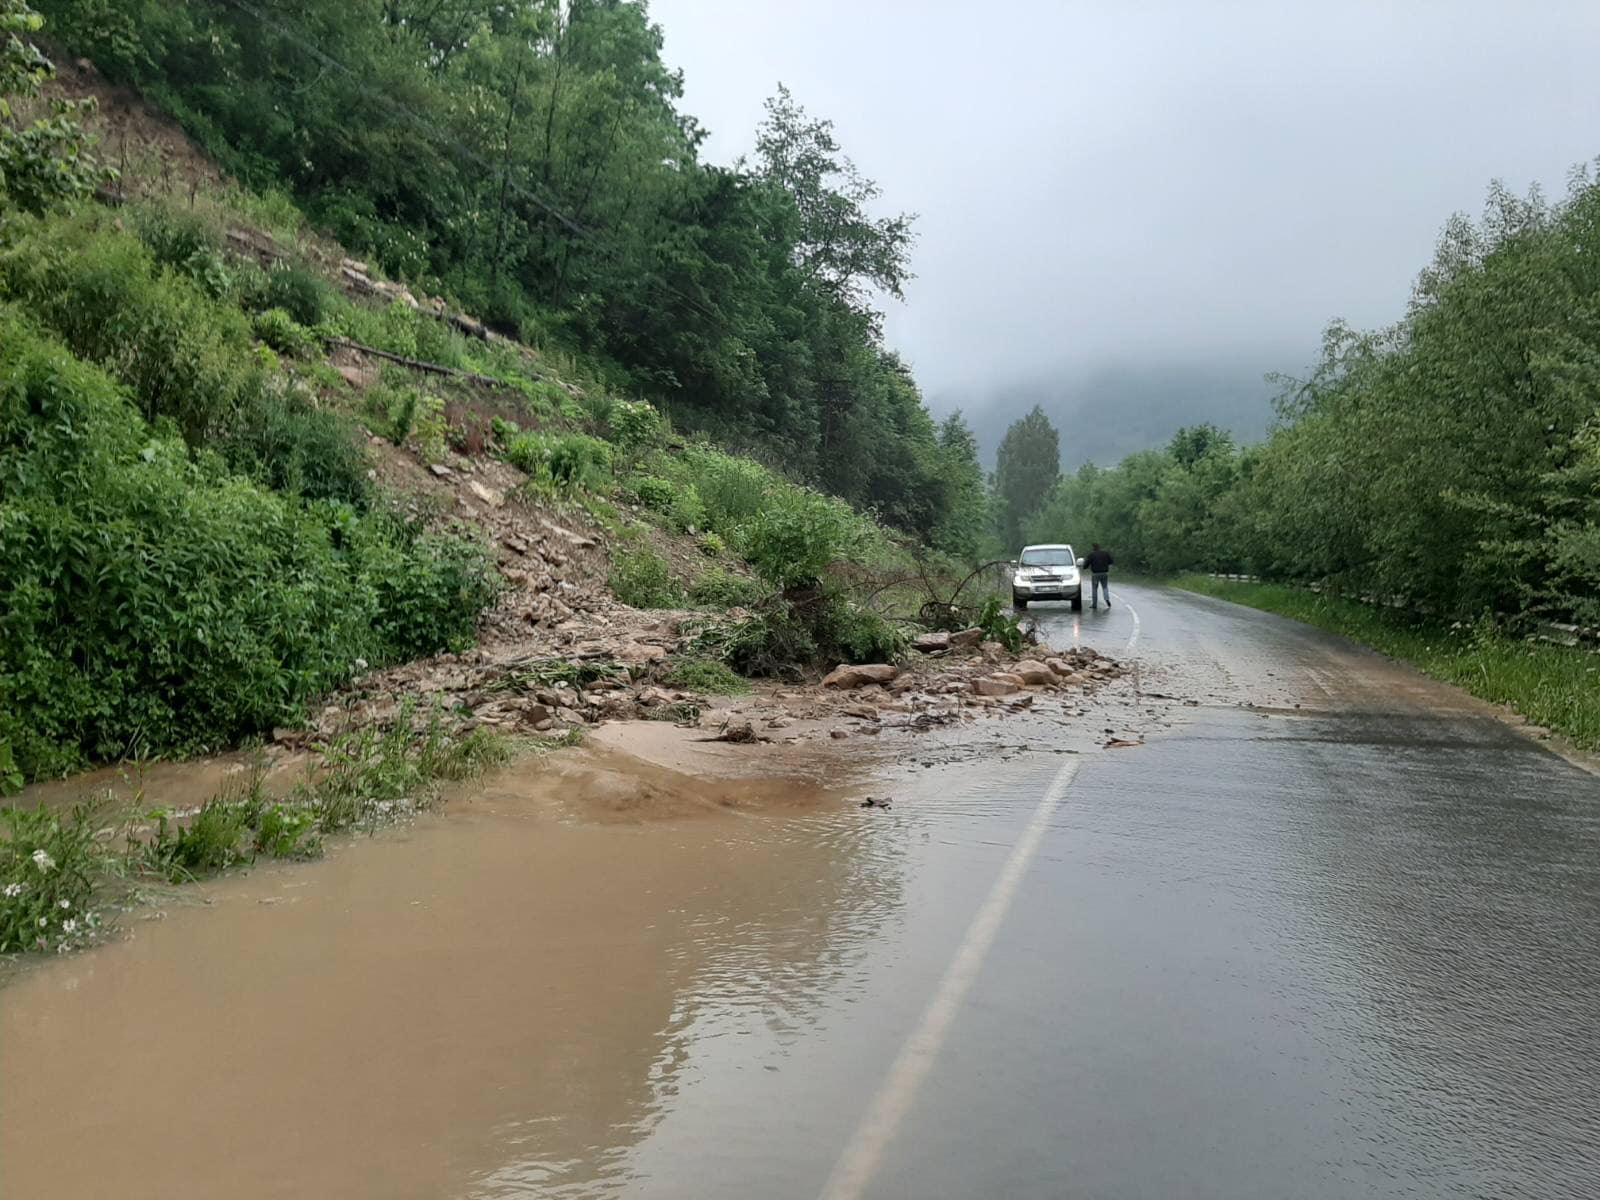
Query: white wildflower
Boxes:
[
  {"xmin": 37, "ymin": 916, "xmax": 47, "ymax": 927},
  {"xmin": 31, "ymin": 848, "xmax": 54, "ymax": 872},
  {"xmin": 2, "ymin": 882, "xmax": 23, "ymax": 899},
  {"xmin": 62, "ymin": 918, "xmax": 78, "ymax": 935},
  {"xmin": 59, "ymin": 898, "xmax": 72, "ymax": 910}
]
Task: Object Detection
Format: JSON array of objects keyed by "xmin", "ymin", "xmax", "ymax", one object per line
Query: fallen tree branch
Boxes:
[{"xmin": 328, "ymin": 337, "xmax": 512, "ymax": 390}]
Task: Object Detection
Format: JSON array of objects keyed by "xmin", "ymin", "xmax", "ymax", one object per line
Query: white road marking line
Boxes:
[
  {"xmin": 1125, "ymin": 602, "xmax": 1141, "ymax": 653},
  {"xmin": 817, "ymin": 758, "xmax": 1081, "ymax": 1200}
]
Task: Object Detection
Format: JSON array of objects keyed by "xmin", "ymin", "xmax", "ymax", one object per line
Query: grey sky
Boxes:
[{"xmin": 650, "ymin": 0, "xmax": 1600, "ymax": 417}]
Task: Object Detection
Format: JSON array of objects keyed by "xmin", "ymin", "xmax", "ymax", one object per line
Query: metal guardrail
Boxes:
[{"xmin": 1203, "ymin": 574, "xmax": 1599, "ymax": 651}]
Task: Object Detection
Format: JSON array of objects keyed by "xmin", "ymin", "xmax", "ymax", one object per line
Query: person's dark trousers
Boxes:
[{"xmin": 1091, "ymin": 573, "xmax": 1110, "ymax": 608}]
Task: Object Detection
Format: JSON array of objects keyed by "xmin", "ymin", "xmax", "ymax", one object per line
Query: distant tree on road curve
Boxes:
[{"xmin": 994, "ymin": 405, "xmax": 1060, "ymax": 549}]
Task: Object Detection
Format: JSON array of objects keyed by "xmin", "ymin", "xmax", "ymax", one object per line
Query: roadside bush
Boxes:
[
  {"xmin": 689, "ymin": 606, "xmax": 818, "ymax": 679},
  {"xmin": 609, "ymin": 548, "xmax": 681, "ymax": 608},
  {"xmin": 0, "ymin": 316, "xmax": 497, "ymax": 782},
  {"xmin": 816, "ymin": 593, "xmax": 910, "ymax": 663},
  {"xmin": 679, "ymin": 446, "xmax": 771, "ymax": 532},
  {"xmin": 974, "ymin": 595, "xmax": 1025, "ymax": 653},
  {"xmin": 632, "ymin": 475, "xmax": 676, "ymax": 511},
  {"xmin": 128, "ymin": 203, "xmax": 233, "ymax": 297},
  {"xmin": 609, "ymin": 398, "xmax": 663, "ymax": 454},
  {"xmin": 0, "ymin": 801, "xmax": 107, "ymax": 954},
  {"xmin": 354, "ymin": 518, "xmax": 498, "ymax": 659},
  {"xmin": 662, "ymin": 657, "xmax": 749, "ymax": 695},
  {"xmin": 141, "ymin": 793, "xmax": 257, "ymax": 882},
  {"xmin": 254, "ymin": 802, "xmax": 321, "ymax": 859},
  {"xmin": 129, "ymin": 202, "xmax": 221, "ymax": 267},
  {"xmin": 305, "ymin": 704, "xmax": 506, "ymax": 833},
  {"xmin": 697, "ymin": 531, "xmax": 725, "ymax": 557},
  {"xmin": 631, "ymin": 474, "xmax": 704, "ymax": 532}
]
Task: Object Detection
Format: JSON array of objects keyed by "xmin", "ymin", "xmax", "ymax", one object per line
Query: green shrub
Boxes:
[
  {"xmin": 128, "ymin": 203, "xmax": 233, "ymax": 297},
  {"xmin": 689, "ymin": 567, "xmax": 765, "ymax": 609},
  {"xmin": 130, "ymin": 203, "xmax": 221, "ymax": 266},
  {"xmin": 354, "ymin": 519, "xmax": 498, "ymax": 659},
  {"xmin": 0, "ymin": 801, "xmax": 108, "ymax": 954},
  {"xmin": 0, "ymin": 211, "xmax": 258, "ymax": 444},
  {"xmin": 740, "ymin": 491, "xmax": 866, "ymax": 590},
  {"xmin": 974, "ymin": 595, "xmax": 1025, "ymax": 653},
  {"xmin": 633, "ymin": 475, "xmax": 676, "ymax": 511},
  {"xmin": 698, "ymin": 531, "xmax": 725, "ymax": 557},
  {"xmin": 254, "ymin": 803, "xmax": 321, "ymax": 859},
  {"xmin": 221, "ymin": 381, "xmax": 371, "ymax": 508},
  {"xmin": 252, "ymin": 307, "xmax": 318, "ymax": 356},
  {"xmin": 818, "ymin": 594, "xmax": 909, "ymax": 663},
  {"xmin": 689, "ymin": 606, "xmax": 818, "ymax": 678},
  {"xmin": 505, "ymin": 430, "xmax": 612, "ymax": 491},
  {"xmin": 0, "ymin": 316, "xmax": 497, "ymax": 781},
  {"xmin": 609, "ymin": 549, "xmax": 681, "ymax": 608},
  {"xmin": 142, "ymin": 794, "xmax": 257, "ymax": 882},
  {"xmin": 609, "ymin": 398, "xmax": 663, "ymax": 453},
  {"xmin": 681, "ymin": 446, "xmax": 771, "ymax": 532},
  {"xmin": 662, "ymin": 657, "xmax": 749, "ymax": 695},
  {"xmin": 248, "ymin": 264, "xmax": 332, "ymax": 327},
  {"xmin": 303, "ymin": 704, "xmax": 505, "ymax": 832}
]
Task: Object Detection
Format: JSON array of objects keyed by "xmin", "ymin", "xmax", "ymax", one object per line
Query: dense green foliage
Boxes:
[
  {"xmin": 0, "ymin": 314, "xmax": 496, "ymax": 783},
  {"xmin": 1027, "ymin": 181, "xmax": 1600, "ymax": 627},
  {"xmin": 0, "ymin": 0, "xmax": 102, "ymax": 213},
  {"xmin": 34, "ymin": 0, "xmax": 988, "ymax": 546}
]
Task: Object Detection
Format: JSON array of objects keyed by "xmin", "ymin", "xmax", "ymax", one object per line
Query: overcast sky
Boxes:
[{"xmin": 650, "ymin": 0, "xmax": 1600, "ymax": 415}]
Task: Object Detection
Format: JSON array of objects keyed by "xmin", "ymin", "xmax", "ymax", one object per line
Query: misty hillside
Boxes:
[{"xmin": 937, "ymin": 360, "xmax": 1283, "ymax": 471}]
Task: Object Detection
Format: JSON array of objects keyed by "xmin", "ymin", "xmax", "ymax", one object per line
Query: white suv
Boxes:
[{"xmin": 1011, "ymin": 544, "xmax": 1083, "ymax": 611}]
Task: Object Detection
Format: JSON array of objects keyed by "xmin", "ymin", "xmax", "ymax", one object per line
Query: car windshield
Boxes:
[{"xmin": 1021, "ymin": 548, "xmax": 1074, "ymax": 567}]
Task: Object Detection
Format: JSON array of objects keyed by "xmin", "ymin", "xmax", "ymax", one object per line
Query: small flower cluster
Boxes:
[{"xmin": 2, "ymin": 803, "xmax": 108, "ymax": 956}]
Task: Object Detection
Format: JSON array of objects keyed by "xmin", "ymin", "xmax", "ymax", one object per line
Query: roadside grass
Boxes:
[
  {"xmin": 3, "ymin": 705, "xmax": 514, "ymax": 958},
  {"xmin": 1172, "ymin": 575, "xmax": 1600, "ymax": 749}
]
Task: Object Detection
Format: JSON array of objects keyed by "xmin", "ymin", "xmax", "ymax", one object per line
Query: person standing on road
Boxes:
[{"xmin": 1086, "ymin": 543, "xmax": 1113, "ymax": 610}]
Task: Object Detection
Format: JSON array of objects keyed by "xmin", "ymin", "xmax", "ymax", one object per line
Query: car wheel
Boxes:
[
  {"xmin": 1070, "ymin": 594, "xmax": 1082, "ymax": 612},
  {"xmin": 1012, "ymin": 593, "xmax": 1028, "ymax": 610}
]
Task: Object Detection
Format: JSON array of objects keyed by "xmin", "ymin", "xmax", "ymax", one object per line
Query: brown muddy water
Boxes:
[{"xmin": 0, "ymin": 735, "xmax": 895, "ymax": 1199}]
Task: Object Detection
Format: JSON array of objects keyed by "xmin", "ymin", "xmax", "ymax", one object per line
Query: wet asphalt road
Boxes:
[
  {"xmin": 3, "ymin": 582, "xmax": 1598, "ymax": 1199},
  {"xmin": 656, "ymin": 582, "xmax": 1600, "ymax": 1200},
  {"xmin": 858, "ymin": 584, "xmax": 1600, "ymax": 1199}
]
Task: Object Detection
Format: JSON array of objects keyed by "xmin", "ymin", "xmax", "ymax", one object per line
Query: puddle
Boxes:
[{"xmin": 0, "ymin": 735, "xmax": 894, "ymax": 1199}]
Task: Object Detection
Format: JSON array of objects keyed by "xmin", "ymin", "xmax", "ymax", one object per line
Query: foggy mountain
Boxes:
[{"xmin": 933, "ymin": 358, "xmax": 1286, "ymax": 472}]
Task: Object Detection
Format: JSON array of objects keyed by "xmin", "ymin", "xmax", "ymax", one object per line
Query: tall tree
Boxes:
[
  {"xmin": 753, "ymin": 83, "xmax": 916, "ymax": 322},
  {"xmin": 994, "ymin": 405, "xmax": 1060, "ymax": 548}
]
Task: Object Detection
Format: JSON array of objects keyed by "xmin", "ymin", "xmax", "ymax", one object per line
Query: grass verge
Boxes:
[
  {"xmin": 2, "ymin": 704, "xmax": 512, "ymax": 959},
  {"xmin": 1173, "ymin": 576, "xmax": 1600, "ymax": 749}
]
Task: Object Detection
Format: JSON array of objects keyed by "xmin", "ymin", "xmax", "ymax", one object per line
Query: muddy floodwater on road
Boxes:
[{"xmin": 3, "ymin": 583, "xmax": 1599, "ymax": 1199}]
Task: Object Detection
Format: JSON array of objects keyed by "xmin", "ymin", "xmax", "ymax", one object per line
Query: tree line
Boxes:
[
  {"xmin": 34, "ymin": 0, "xmax": 988, "ymax": 555},
  {"xmin": 995, "ymin": 178, "xmax": 1600, "ymax": 627}
]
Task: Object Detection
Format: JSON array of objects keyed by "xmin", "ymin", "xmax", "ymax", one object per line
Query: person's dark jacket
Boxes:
[{"xmin": 1085, "ymin": 548, "xmax": 1113, "ymax": 574}]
